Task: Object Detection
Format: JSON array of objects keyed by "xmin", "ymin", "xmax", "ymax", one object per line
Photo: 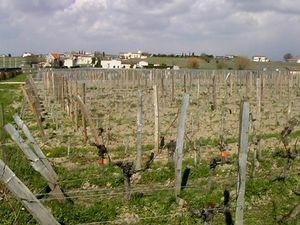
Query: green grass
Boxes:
[
  {"xmin": 0, "ymin": 73, "xmax": 28, "ymax": 124},
  {"xmin": 1, "ymin": 140, "xmax": 299, "ymax": 224},
  {"xmin": 47, "ymin": 142, "xmax": 299, "ymax": 224},
  {"xmin": 0, "ymin": 73, "xmax": 27, "ymax": 82},
  {"xmin": 143, "ymin": 57, "xmax": 217, "ymax": 69}
]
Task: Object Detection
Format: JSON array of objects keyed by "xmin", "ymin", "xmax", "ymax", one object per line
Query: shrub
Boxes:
[
  {"xmin": 235, "ymin": 56, "xmax": 251, "ymax": 70},
  {"xmin": 216, "ymin": 61, "xmax": 227, "ymax": 70},
  {"xmin": 187, "ymin": 57, "xmax": 201, "ymax": 69}
]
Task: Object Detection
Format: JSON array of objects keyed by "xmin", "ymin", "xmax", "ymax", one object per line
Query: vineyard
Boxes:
[{"xmin": 0, "ymin": 68, "xmax": 299, "ymax": 225}]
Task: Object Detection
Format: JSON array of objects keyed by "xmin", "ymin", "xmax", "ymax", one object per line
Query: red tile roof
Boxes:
[{"xmin": 51, "ymin": 53, "xmax": 61, "ymax": 59}]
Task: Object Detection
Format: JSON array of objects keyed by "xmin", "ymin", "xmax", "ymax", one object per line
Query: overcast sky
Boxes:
[{"xmin": 0, "ymin": 0, "xmax": 299, "ymax": 59}]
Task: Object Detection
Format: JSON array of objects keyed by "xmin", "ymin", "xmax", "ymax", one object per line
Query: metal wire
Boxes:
[{"xmin": 75, "ymin": 213, "xmax": 184, "ymax": 225}]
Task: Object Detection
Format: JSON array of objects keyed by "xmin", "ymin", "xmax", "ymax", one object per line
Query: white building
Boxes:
[
  {"xmin": 46, "ymin": 53, "xmax": 64, "ymax": 67},
  {"xmin": 101, "ymin": 60, "xmax": 122, "ymax": 69},
  {"xmin": 76, "ymin": 55, "xmax": 93, "ymax": 66},
  {"xmin": 252, "ymin": 56, "xmax": 271, "ymax": 62},
  {"xmin": 62, "ymin": 53, "xmax": 94, "ymax": 67},
  {"xmin": 225, "ymin": 55, "xmax": 236, "ymax": 59},
  {"xmin": 22, "ymin": 52, "xmax": 33, "ymax": 57},
  {"xmin": 287, "ymin": 57, "xmax": 300, "ymax": 63},
  {"xmin": 47, "ymin": 53, "xmax": 62, "ymax": 63},
  {"xmin": 64, "ymin": 58, "xmax": 75, "ymax": 68},
  {"xmin": 120, "ymin": 51, "xmax": 147, "ymax": 59},
  {"xmin": 121, "ymin": 64, "xmax": 131, "ymax": 69},
  {"xmin": 137, "ymin": 61, "xmax": 148, "ymax": 68}
]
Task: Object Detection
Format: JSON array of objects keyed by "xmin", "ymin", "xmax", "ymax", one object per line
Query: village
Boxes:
[{"xmin": 1, "ymin": 50, "xmax": 300, "ymax": 72}]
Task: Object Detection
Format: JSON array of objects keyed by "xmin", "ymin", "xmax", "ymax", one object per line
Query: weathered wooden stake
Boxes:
[
  {"xmin": 75, "ymin": 81, "xmax": 79, "ymax": 130},
  {"xmin": 220, "ymin": 73, "xmax": 231, "ymax": 145},
  {"xmin": 153, "ymin": 85, "xmax": 160, "ymax": 153},
  {"xmin": 22, "ymin": 86, "xmax": 45, "ymax": 138},
  {"xmin": 183, "ymin": 73, "xmax": 186, "ymax": 93},
  {"xmin": 255, "ymin": 77, "xmax": 262, "ymax": 162},
  {"xmin": 13, "ymin": 115, "xmax": 58, "ymax": 180},
  {"xmin": 235, "ymin": 101, "xmax": 250, "ymax": 225},
  {"xmin": 27, "ymin": 75, "xmax": 40, "ymax": 99},
  {"xmin": 0, "ymin": 159, "xmax": 60, "ymax": 225},
  {"xmin": 212, "ymin": 73, "xmax": 217, "ymax": 110},
  {"xmin": 0, "ymin": 103, "xmax": 4, "ymax": 140},
  {"xmin": 76, "ymin": 95, "xmax": 101, "ymax": 145},
  {"xmin": 136, "ymin": 90, "xmax": 143, "ymax": 170},
  {"xmin": 256, "ymin": 76, "xmax": 261, "ymax": 123},
  {"xmin": 287, "ymin": 72, "xmax": 292, "ymax": 120},
  {"xmin": 175, "ymin": 94, "xmax": 190, "ymax": 198},
  {"xmin": 197, "ymin": 76, "xmax": 200, "ymax": 99},
  {"xmin": 82, "ymin": 83, "xmax": 88, "ymax": 143},
  {"xmin": 171, "ymin": 73, "xmax": 175, "ymax": 102},
  {"xmin": 4, "ymin": 124, "xmax": 65, "ymax": 202},
  {"xmin": 0, "ymin": 103, "xmax": 6, "ymax": 161}
]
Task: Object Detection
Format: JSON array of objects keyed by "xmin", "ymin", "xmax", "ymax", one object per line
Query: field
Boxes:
[
  {"xmin": 0, "ymin": 68, "xmax": 299, "ymax": 225},
  {"xmin": 139, "ymin": 56, "xmax": 300, "ymax": 70}
]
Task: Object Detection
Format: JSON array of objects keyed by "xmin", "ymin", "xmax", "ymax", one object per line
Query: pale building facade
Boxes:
[{"xmin": 101, "ymin": 60, "xmax": 122, "ymax": 69}]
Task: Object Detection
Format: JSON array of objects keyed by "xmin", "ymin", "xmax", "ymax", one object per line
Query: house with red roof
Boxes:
[{"xmin": 46, "ymin": 53, "xmax": 64, "ymax": 67}]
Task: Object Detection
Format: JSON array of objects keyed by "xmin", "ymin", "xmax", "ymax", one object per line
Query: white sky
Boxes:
[{"xmin": 0, "ymin": 0, "xmax": 300, "ymax": 60}]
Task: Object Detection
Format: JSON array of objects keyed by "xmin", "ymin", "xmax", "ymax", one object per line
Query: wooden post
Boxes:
[
  {"xmin": 0, "ymin": 103, "xmax": 4, "ymax": 140},
  {"xmin": 76, "ymin": 95, "xmax": 101, "ymax": 145},
  {"xmin": 0, "ymin": 103, "xmax": 6, "ymax": 161},
  {"xmin": 183, "ymin": 73, "xmax": 186, "ymax": 93},
  {"xmin": 61, "ymin": 77, "xmax": 65, "ymax": 110},
  {"xmin": 153, "ymin": 85, "xmax": 160, "ymax": 153},
  {"xmin": 0, "ymin": 159, "xmax": 60, "ymax": 225},
  {"xmin": 160, "ymin": 75, "xmax": 165, "ymax": 97},
  {"xmin": 82, "ymin": 83, "xmax": 88, "ymax": 143},
  {"xmin": 13, "ymin": 115, "xmax": 58, "ymax": 180},
  {"xmin": 287, "ymin": 71, "xmax": 292, "ymax": 120},
  {"xmin": 256, "ymin": 77, "xmax": 261, "ymax": 126},
  {"xmin": 27, "ymin": 75, "xmax": 40, "ymax": 100},
  {"xmin": 70, "ymin": 81, "xmax": 74, "ymax": 121},
  {"xmin": 171, "ymin": 73, "xmax": 175, "ymax": 102},
  {"xmin": 260, "ymin": 72, "xmax": 264, "ymax": 105},
  {"xmin": 220, "ymin": 73, "xmax": 231, "ymax": 146},
  {"xmin": 136, "ymin": 90, "xmax": 143, "ymax": 170},
  {"xmin": 188, "ymin": 72, "xmax": 192, "ymax": 92},
  {"xmin": 235, "ymin": 101, "xmax": 250, "ymax": 225},
  {"xmin": 51, "ymin": 72, "xmax": 55, "ymax": 96},
  {"xmin": 212, "ymin": 73, "xmax": 216, "ymax": 110},
  {"xmin": 22, "ymin": 86, "xmax": 45, "ymax": 138},
  {"xmin": 197, "ymin": 76, "xmax": 200, "ymax": 99},
  {"xmin": 255, "ymin": 77, "xmax": 262, "ymax": 162},
  {"xmin": 75, "ymin": 81, "xmax": 79, "ymax": 130},
  {"xmin": 144, "ymin": 72, "xmax": 148, "ymax": 88},
  {"xmin": 175, "ymin": 94, "xmax": 190, "ymax": 198},
  {"xmin": 245, "ymin": 72, "xmax": 249, "ymax": 98},
  {"xmin": 4, "ymin": 124, "xmax": 65, "ymax": 202}
]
